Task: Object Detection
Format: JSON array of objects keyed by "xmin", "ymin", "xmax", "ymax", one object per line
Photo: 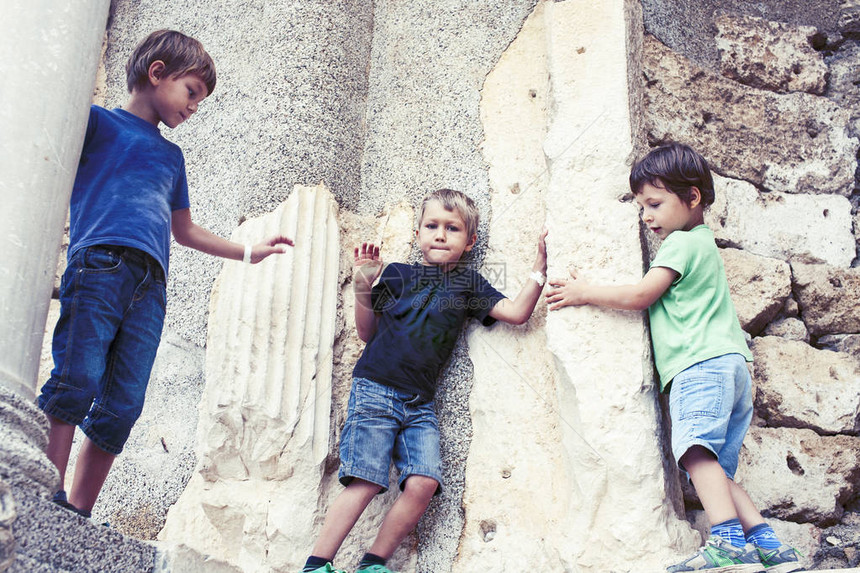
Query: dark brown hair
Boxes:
[
  {"xmin": 126, "ymin": 30, "xmax": 216, "ymax": 95},
  {"xmin": 629, "ymin": 142, "xmax": 715, "ymax": 207}
]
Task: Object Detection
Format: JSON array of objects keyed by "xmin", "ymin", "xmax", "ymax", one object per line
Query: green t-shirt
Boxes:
[{"xmin": 648, "ymin": 225, "xmax": 752, "ymax": 392}]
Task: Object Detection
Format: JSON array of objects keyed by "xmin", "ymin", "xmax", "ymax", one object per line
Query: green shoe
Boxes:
[
  {"xmin": 667, "ymin": 536, "xmax": 764, "ymax": 572},
  {"xmin": 304, "ymin": 565, "xmax": 347, "ymax": 573},
  {"xmin": 355, "ymin": 565, "xmax": 397, "ymax": 573},
  {"xmin": 755, "ymin": 544, "xmax": 804, "ymax": 572}
]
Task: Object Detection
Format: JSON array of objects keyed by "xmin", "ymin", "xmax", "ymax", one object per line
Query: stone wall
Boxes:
[{"xmin": 32, "ymin": 0, "xmax": 860, "ymax": 571}]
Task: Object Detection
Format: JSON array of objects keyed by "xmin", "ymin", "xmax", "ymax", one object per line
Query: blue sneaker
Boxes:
[
  {"xmin": 755, "ymin": 544, "xmax": 804, "ymax": 572},
  {"xmin": 667, "ymin": 536, "xmax": 764, "ymax": 572}
]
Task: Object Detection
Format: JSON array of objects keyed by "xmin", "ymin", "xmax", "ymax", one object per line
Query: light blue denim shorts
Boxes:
[
  {"xmin": 339, "ymin": 377, "xmax": 443, "ymax": 494},
  {"xmin": 668, "ymin": 353, "xmax": 753, "ymax": 479}
]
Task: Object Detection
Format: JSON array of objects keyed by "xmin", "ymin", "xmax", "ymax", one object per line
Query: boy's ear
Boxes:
[
  {"xmin": 689, "ymin": 187, "xmax": 702, "ymax": 208},
  {"xmin": 147, "ymin": 60, "xmax": 166, "ymax": 85},
  {"xmin": 464, "ymin": 233, "xmax": 477, "ymax": 252}
]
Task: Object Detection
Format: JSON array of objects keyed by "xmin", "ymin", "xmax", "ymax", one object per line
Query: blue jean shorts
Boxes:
[
  {"xmin": 669, "ymin": 353, "xmax": 753, "ymax": 479},
  {"xmin": 339, "ymin": 377, "xmax": 443, "ymax": 494},
  {"xmin": 38, "ymin": 245, "xmax": 166, "ymax": 455}
]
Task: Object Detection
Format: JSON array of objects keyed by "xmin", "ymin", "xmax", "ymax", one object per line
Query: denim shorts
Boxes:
[
  {"xmin": 38, "ymin": 245, "xmax": 166, "ymax": 455},
  {"xmin": 339, "ymin": 377, "xmax": 443, "ymax": 494},
  {"xmin": 669, "ymin": 353, "xmax": 753, "ymax": 479}
]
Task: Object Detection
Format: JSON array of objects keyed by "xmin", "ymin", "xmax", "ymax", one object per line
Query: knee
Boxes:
[{"xmin": 402, "ymin": 475, "xmax": 439, "ymax": 501}]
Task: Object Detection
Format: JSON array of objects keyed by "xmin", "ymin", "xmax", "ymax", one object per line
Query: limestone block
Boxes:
[
  {"xmin": 459, "ymin": 3, "xmax": 699, "ymax": 572},
  {"xmin": 0, "ymin": 480, "xmax": 14, "ymax": 572},
  {"xmin": 705, "ymin": 175, "xmax": 855, "ymax": 268},
  {"xmin": 736, "ymin": 427, "xmax": 860, "ymax": 526},
  {"xmin": 715, "ymin": 13, "xmax": 828, "ymax": 95},
  {"xmin": 818, "ymin": 334, "xmax": 860, "ymax": 361},
  {"xmin": 642, "ymin": 34, "xmax": 858, "ymax": 196},
  {"xmin": 762, "ymin": 317, "xmax": 810, "ymax": 343},
  {"xmin": 751, "ymin": 336, "xmax": 860, "ymax": 436},
  {"xmin": 720, "ymin": 248, "xmax": 791, "ymax": 335},
  {"xmin": 793, "ymin": 263, "xmax": 860, "ymax": 336},
  {"xmin": 159, "ymin": 185, "xmax": 340, "ymax": 573},
  {"xmin": 152, "ymin": 543, "xmax": 243, "ymax": 573},
  {"xmin": 826, "ymin": 44, "xmax": 860, "ymax": 136}
]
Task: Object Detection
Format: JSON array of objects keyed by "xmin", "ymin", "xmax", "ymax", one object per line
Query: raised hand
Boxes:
[
  {"xmin": 249, "ymin": 235, "xmax": 294, "ymax": 264},
  {"xmin": 354, "ymin": 242, "xmax": 383, "ymax": 288},
  {"xmin": 545, "ymin": 268, "xmax": 590, "ymax": 310}
]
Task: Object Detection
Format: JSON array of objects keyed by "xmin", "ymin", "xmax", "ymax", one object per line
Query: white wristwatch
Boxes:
[{"xmin": 529, "ymin": 271, "xmax": 546, "ymax": 286}]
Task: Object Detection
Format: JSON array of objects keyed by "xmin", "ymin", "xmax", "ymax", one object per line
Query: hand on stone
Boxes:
[
  {"xmin": 354, "ymin": 242, "xmax": 383, "ymax": 288},
  {"xmin": 545, "ymin": 268, "xmax": 590, "ymax": 310},
  {"xmin": 535, "ymin": 227, "xmax": 548, "ymax": 271},
  {"xmin": 250, "ymin": 235, "xmax": 294, "ymax": 264}
]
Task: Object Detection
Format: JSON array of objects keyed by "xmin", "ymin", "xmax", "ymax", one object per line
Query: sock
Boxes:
[
  {"xmin": 745, "ymin": 523, "xmax": 781, "ymax": 550},
  {"xmin": 711, "ymin": 517, "xmax": 745, "ymax": 548},
  {"xmin": 302, "ymin": 556, "xmax": 330, "ymax": 572},
  {"xmin": 357, "ymin": 552, "xmax": 386, "ymax": 569}
]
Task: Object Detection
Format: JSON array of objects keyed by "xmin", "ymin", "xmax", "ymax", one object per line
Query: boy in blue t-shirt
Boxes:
[
  {"xmin": 38, "ymin": 29, "xmax": 293, "ymax": 519},
  {"xmin": 545, "ymin": 144, "xmax": 802, "ymax": 573},
  {"xmin": 300, "ymin": 189, "xmax": 548, "ymax": 573}
]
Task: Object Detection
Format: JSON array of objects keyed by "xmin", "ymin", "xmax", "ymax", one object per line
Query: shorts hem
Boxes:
[
  {"xmin": 673, "ymin": 439, "xmax": 717, "ymax": 471},
  {"xmin": 338, "ymin": 468, "xmax": 389, "ymax": 494},
  {"xmin": 79, "ymin": 425, "xmax": 123, "ymax": 456},
  {"xmin": 38, "ymin": 395, "xmax": 85, "ymax": 427}
]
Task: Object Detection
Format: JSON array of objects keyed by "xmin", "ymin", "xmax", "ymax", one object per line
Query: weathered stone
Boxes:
[
  {"xmin": 642, "ymin": 34, "xmax": 858, "ymax": 196},
  {"xmin": 159, "ymin": 186, "xmax": 342, "ymax": 572},
  {"xmin": 793, "ymin": 263, "xmax": 860, "ymax": 336},
  {"xmin": 736, "ymin": 427, "xmax": 860, "ymax": 526},
  {"xmin": 458, "ymin": 4, "xmax": 700, "ymax": 572},
  {"xmin": 826, "ymin": 44, "xmax": 860, "ymax": 137},
  {"xmin": 715, "ymin": 13, "xmax": 828, "ymax": 94},
  {"xmin": 751, "ymin": 336, "xmax": 860, "ymax": 436},
  {"xmin": 705, "ymin": 175, "xmax": 855, "ymax": 267},
  {"xmin": 818, "ymin": 334, "xmax": 860, "ymax": 361},
  {"xmin": 762, "ymin": 317, "xmax": 810, "ymax": 343},
  {"xmin": 721, "ymin": 248, "xmax": 791, "ymax": 335},
  {"xmin": 0, "ymin": 480, "xmax": 14, "ymax": 572},
  {"xmin": 152, "ymin": 543, "xmax": 243, "ymax": 573}
]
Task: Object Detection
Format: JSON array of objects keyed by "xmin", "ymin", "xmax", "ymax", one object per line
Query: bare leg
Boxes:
[
  {"xmin": 367, "ymin": 475, "xmax": 438, "ymax": 560},
  {"xmin": 45, "ymin": 416, "xmax": 76, "ymax": 489},
  {"xmin": 68, "ymin": 437, "xmax": 116, "ymax": 513},
  {"xmin": 311, "ymin": 479, "xmax": 382, "ymax": 560},
  {"xmin": 727, "ymin": 479, "xmax": 765, "ymax": 532},
  {"xmin": 680, "ymin": 446, "xmax": 737, "ymax": 527}
]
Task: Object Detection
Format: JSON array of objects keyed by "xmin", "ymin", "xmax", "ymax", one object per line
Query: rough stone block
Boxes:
[
  {"xmin": 793, "ymin": 262, "xmax": 860, "ymax": 336},
  {"xmin": 706, "ymin": 175, "xmax": 855, "ymax": 268},
  {"xmin": 751, "ymin": 336, "xmax": 860, "ymax": 436},
  {"xmin": 721, "ymin": 248, "xmax": 791, "ymax": 335},
  {"xmin": 643, "ymin": 34, "xmax": 858, "ymax": 196},
  {"xmin": 715, "ymin": 12, "xmax": 828, "ymax": 94}
]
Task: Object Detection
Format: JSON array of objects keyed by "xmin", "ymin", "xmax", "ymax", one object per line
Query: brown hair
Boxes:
[
  {"xmin": 126, "ymin": 30, "xmax": 216, "ymax": 95},
  {"xmin": 629, "ymin": 142, "xmax": 715, "ymax": 207},
  {"xmin": 418, "ymin": 189, "xmax": 480, "ymax": 238}
]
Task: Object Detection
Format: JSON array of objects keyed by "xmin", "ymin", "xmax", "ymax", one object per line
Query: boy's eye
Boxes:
[
  {"xmin": 446, "ymin": 225, "xmax": 459, "ymax": 232},
  {"xmin": 425, "ymin": 223, "xmax": 437, "ymax": 229}
]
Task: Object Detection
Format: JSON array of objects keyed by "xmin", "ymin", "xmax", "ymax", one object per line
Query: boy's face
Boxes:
[
  {"xmin": 151, "ymin": 72, "xmax": 209, "ymax": 128},
  {"xmin": 416, "ymin": 200, "xmax": 476, "ymax": 270},
  {"xmin": 635, "ymin": 182, "xmax": 702, "ymax": 240}
]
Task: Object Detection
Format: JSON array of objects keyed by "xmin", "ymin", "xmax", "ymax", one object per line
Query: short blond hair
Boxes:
[
  {"xmin": 126, "ymin": 29, "xmax": 216, "ymax": 95},
  {"xmin": 418, "ymin": 189, "xmax": 480, "ymax": 238}
]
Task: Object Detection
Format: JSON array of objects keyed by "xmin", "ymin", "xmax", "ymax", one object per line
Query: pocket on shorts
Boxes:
[
  {"xmin": 82, "ymin": 246, "xmax": 122, "ymax": 273},
  {"xmin": 353, "ymin": 378, "xmax": 395, "ymax": 418},
  {"xmin": 672, "ymin": 373, "xmax": 724, "ymax": 420}
]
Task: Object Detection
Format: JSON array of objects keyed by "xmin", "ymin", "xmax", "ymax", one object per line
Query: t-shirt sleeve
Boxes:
[
  {"xmin": 171, "ymin": 155, "xmax": 191, "ymax": 211},
  {"xmin": 650, "ymin": 233, "xmax": 691, "ymax": 282},
  {"xmin": 470, "ymin": 270, "xmax": 506, "ymax": 326}
]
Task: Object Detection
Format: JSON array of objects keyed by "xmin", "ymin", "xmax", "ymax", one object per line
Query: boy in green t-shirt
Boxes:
[{"xmin": 545, "ymin": 143, "xmax": 802, "ymax": 573}]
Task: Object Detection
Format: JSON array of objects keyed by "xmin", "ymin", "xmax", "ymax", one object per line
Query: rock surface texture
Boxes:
[{"xmin": 21, "ymin": 0, "xmax": 860, "ymax": 572}]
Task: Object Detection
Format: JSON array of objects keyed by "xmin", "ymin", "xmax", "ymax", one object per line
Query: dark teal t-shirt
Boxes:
[
  {"xmin": 68, "ymin": 105, "xmax": 190, "ymax": 274},
  {"xmin": 353, "ymin": 262, "xmax": 506, "ymax": 401}
]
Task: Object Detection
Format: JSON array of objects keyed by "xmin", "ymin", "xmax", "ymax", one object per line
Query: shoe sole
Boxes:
[{"xmin": 762, "ymin": 564, "xmax": 803, "ymax": 573}]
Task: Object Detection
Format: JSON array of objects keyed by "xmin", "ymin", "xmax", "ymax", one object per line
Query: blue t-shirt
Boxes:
[
  {"xmin": 353, "ymin": 262, "xmax": 506, "ymax": 401},
  {"xmin": 68, "ymin": 105, "xmax": 191, "ymax": 274}
]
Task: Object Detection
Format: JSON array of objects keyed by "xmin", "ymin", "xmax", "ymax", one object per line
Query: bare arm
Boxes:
[
  {"xmin": 488, "ymin": 228, "xmax": 548, "ymax": 325},
  {"xmin": 171, "ymin": 208, "xmax": 293, "ymax": 263},
  {"xmin": 353, "ymin": 242, "xmax": 384, "ymax": 342},
  {"xmin": 545, "ymin": 265, "xmax": 678, "ymax": 312}
]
